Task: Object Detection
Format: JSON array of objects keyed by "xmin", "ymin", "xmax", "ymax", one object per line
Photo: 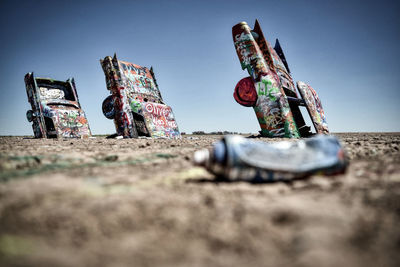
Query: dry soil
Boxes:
[{"xmin": 0, "ymin": 133, "xmax": 399, "ymax": 267}]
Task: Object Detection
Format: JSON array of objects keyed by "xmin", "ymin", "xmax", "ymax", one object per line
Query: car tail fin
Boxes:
[{"xmin": 274, "ymin": 39, "xmax": 291, "ymax": 74}]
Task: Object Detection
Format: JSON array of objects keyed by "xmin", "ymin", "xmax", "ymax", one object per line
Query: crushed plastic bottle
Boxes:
[{"xmin": 194, "ymin": 135, "xmax": 347, "ymax": 182}]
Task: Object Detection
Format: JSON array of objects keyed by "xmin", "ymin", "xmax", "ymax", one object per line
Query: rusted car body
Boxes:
[
  {"xmin": 232, "ymin": 20, "xmax": 329, "ymax": 138},
  {"xmin": 100, "ymin": 54, "xmax": 180, "ymax": 138},
  {"xmin": 25, "ymin": 72, "xmax": 91, "ymax": 138}
]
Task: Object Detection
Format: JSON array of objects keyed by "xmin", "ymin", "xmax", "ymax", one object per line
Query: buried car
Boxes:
[
  {"xmin": 100, "ymin": 54, "xmax": 180, "ymax": 138},
  {"xmin": 232, "ymin": 20, "xmax": 329, "ymax": 138},
  {"xmin": 25, "ymin": 72, "xmax": 91, "ymax": 138}
]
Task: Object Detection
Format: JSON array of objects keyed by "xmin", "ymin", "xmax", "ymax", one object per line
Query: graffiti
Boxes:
[
  {"xmin": 119, "ymin": 61, "xmax": 162, "ymax": 100},
  {"xmin": 145, "ymin": 103, "xmax": 170, "ymax": 117},
  {"xmin": 253, "ymin": 73, "xmax": 298, "ymax": 137},
  {"xmin": 297, "ymin": 81, "xmax": 329, "ymax": 134},
  {"xmin": 39, "ymin": 87, "xmax": 65, "ymax": 100},
  {"xmin": 51, "ymin": 108, "xmax": 91, "ymax": 138},
  {"xmin": 143, "ymin": 102, "xmax": 178, "ymax": 129},
  {"xmin": 130, "ymin": 99, "xmax": 142, "ymax": 114},
  {"xmin": 25, "ymin": 73, "xmax": 92, "ymax": 138},
  {"xmin": 233, "ymin": 24, "xmax": 268, "ymax": 81},
  {"xmin": 232, "ymin": 20, "xmax": 329, "ymax": 137},
  {"xmin": 100, "ymin": 54, "xmax": 180, "ymax": 139},
  {"xmin": 121, "ymin": 61, "xmax": 147, "ymax": 76}
]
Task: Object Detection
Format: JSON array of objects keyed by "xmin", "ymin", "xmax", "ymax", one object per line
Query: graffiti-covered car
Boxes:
[
  {"xmin": 100, "ymin": 54, "xmax": 180, "ymax": 138},
  {"xmin": 232, "ymin": 20, "xmax": 329, "ymax": 138},
  {"xmin": 25, "ymin": 72, "xmax": 92, "ymax": 138}
]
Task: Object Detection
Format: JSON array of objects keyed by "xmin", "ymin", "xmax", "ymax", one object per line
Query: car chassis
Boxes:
[
  {"xmin": 25, "ymin": 72, "xmax": 91, "ymax": 138},
  {"xmin": 100, "ymin": 54, "xmax": 180, "ymax": 139},
  {"xmin": 232, "ymin": 20, "xmax": 329, "ymax": 138}
]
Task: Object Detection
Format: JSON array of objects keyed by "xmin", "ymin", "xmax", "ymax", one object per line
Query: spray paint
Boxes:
[{"xmin": 194, "ymin": 135, "xmax": 347, "ymax": 182}]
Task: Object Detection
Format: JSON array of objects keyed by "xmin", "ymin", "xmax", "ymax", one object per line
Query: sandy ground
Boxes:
[{"xmin": 0, "ymin": 133, "xmax": 399, "ymax": 267}]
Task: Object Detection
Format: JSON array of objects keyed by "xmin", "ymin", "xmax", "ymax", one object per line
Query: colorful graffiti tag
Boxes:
[
  {"xmin": 232, "ymin": 20, "xmax": 329, "ymax": 137},
  {"xmin": 25, "ymin": 73, "xmax": 92, "ymax": 138},
  {"xmin": 100, "ymin": 54, "xmax": 180, "ymax": 139},
  {"xmin": 142, "ymin": 102, "xmax": 179, "ymax": 138}
]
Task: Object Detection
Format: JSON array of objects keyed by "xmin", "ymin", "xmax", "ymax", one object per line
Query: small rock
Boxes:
[{"xmin": 103, "ymin": 155, "xmax": 118, "ymax": 162}]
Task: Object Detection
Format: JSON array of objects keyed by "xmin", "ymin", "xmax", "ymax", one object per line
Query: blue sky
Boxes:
[{"xmin": 0, "ymin": 0, "xmax": 399, "ymax": 135}]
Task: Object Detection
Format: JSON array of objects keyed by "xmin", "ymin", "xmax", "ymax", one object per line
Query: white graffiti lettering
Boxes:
[{"xmin": 145, "ymin": 103, "xmax": 170, "ymax": 117}]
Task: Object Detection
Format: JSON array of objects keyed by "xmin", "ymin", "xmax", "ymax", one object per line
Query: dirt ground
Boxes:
[{"xmin": 0, "ymin": 133, "xmax": 399, "ymax": 267}]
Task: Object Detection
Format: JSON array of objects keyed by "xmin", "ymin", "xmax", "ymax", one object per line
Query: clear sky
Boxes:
[{"xmin": 0, "ymin": 0, "xmax": 399, "ymax": 135}]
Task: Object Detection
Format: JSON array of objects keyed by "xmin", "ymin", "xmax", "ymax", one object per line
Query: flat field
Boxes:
[{"xmin": 0, "ymin": 133, "xmax": 399, "ymax": 267}]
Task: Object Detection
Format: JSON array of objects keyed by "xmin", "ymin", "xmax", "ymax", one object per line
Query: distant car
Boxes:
[
  {"xmin": 25, "ymin": 72, "xmax": 91, "ymax": 138},
  {"xmin": 232, "ymin": 20, "xmax": 329, "ymax": 138},
  {"xmin": 100, "ymin": 54, "xmax": 181, "ymax": 138}
]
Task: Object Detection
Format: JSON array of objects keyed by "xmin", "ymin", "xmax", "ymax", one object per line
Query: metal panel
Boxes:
[{"xmin": 297, "ymin": 81, "xmax": 329, "ymax": 134}]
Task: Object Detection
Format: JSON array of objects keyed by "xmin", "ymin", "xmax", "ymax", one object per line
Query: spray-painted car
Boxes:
[
  {"xmin": 232, "ymin": 20, "xmax": 329, "ymax": 138},
  {"xmin": 25, "ymin": 72, "xmax": 91, "ymax": 138},
  {"xmin": 100, "ymin": 54, "xmax": 180, "ymax": 138}
]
